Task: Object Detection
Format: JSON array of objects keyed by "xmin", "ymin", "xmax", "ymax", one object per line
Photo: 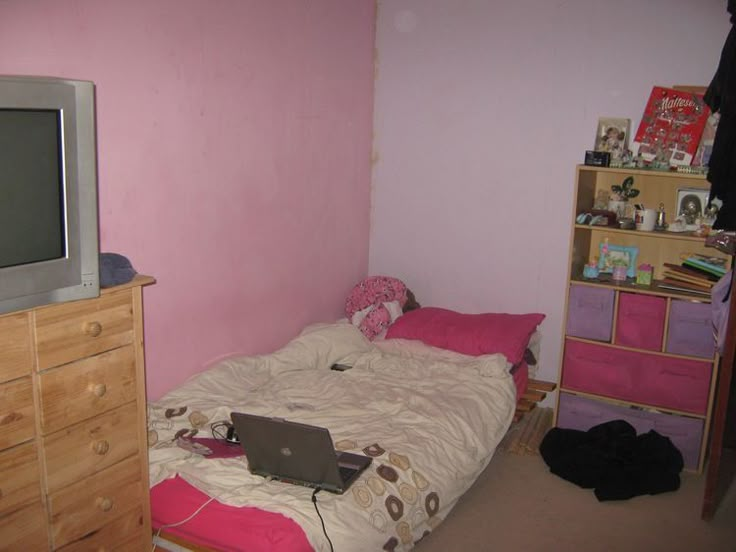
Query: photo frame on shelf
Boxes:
[
  {"xmin": 597, "ymin": 243, "xmax": 639, "ymax": 278},
  {"xmin": 594, "ymin": 117, "xmax": 630, "ymax": 162},
  {"xmin": 676, "ymin": 187, "xmax": 710, "ymax": 220}
]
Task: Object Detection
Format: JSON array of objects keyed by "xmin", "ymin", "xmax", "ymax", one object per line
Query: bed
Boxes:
[{"xmin": 149, "ymin": 310, "xmax": 544, "ymax": 551}]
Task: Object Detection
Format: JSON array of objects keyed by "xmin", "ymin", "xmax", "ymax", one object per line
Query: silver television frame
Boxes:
[{"xmin": 0, "ymin": 75, "xmax": 99, "ymax": 314}]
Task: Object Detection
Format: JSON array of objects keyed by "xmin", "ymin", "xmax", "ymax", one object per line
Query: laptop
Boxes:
[{"xmin": 230, "ymin": 412, "xmax": 372, "ymax": 494}]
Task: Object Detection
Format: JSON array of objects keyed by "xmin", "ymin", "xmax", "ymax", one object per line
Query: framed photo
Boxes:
[
  {"xmin": 595, "ymin": 117, "xmax": 631, "ymax": 162},
  {"xmin": 597, "ymin": 243, "xmax": 639, "ymax": 278},
  {"xmin": 676, "ymin": 187, "xmax": 710, "ymax": 220}
]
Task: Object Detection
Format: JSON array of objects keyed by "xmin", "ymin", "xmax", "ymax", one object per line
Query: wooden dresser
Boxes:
[{"xmin": 0, "ymin": 275, "xmax": 154, "ymax": 550}]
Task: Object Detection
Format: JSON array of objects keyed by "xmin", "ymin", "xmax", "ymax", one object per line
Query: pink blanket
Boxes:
[{"xmin": 151, "ymin": 474, "xmax": 312, "ymax": 552}]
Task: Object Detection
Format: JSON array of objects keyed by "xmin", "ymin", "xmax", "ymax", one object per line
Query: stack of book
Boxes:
[{"xmin": 660, "ymin": 255, "xmax": 727, "ymax": 296}]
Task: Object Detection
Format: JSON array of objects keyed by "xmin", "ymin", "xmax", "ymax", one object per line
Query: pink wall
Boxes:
[
  {"xmin": 371, "ymin": 0, "xmax": 732, "ymax": 393},
  {"xmin": 1, "ymin": 1, "xmax": 376, "ymax": 398}
]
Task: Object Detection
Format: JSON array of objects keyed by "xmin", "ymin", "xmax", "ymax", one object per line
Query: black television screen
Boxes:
[{"xmin": 0, "ymin": 108, "xmax": 66, "ymax": 268}]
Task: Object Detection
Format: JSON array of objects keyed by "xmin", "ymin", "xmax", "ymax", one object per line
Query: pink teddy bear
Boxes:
[{"xmin": 345, "ymin": 276, "xmax": 415, "ymax": 340}]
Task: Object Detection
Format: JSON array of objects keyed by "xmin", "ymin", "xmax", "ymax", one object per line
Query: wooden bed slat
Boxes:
[
  {"xmin": 527, "ymin": 379, "xmax": 557, "ymax": 392},
  {"xmin": 516, "ymin": 399, "xmax": 537, "ymax": 413},
  {"xmin": 514, "ymin": 379, "xmax": 556, "ymax": 421},
  {"xmin": 522, "ymin": 389, "xmax": 547, "ymax": 403}
]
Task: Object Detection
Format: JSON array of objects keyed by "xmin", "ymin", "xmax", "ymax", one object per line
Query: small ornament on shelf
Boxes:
[
  {"xmin": 611, "ymin": 260, "xmax": 628, "ymax": 282},
  {"xmin": 608, "ymin": 176, "xmax": 640, "ymax": 220},
  {"xmin": 583, "ymin": 261, "xmax": 600, "ymax": 279},
  {"xmin": 636, "ymin": 264, "xmax": 654, "ymax": 286},
  {"xmin": 654, "ymin": 203, "xmax": 667, "ymax": 232}
]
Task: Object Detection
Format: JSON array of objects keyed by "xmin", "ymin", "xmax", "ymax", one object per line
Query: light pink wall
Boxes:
[
  {"xmin": 1, "ymin": 1, "xmax": 376, "ymax": 398},
  {"xmin": 371, "ymin": 0, "xmax": 731, "ymax": 392}
]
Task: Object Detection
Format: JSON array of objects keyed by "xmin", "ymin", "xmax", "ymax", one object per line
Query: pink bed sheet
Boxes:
[{"xmin": 150, "ymin": 439, "xmax": 312, "ymax": 552}]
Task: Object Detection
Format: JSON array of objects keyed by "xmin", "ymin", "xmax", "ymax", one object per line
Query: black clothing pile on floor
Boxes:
[{"xmin": 539, "ymin": 420, "xmax": 684, "ymax": 502}]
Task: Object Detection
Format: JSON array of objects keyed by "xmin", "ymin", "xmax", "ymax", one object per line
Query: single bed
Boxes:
[{"xmin": 149, "ymin": 313, "xmax": 544, "ymax": 551}]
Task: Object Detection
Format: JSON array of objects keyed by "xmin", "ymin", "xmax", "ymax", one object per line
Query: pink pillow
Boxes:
[{"xmin": 386, "ymin": 307, "xmax": 545, "ymax": 365}]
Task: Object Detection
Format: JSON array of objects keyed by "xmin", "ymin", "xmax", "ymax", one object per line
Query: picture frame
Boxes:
[
  {"xmin": 597, "ymin": 243, "xmax": 639, "ymax": 278},
  {"xmin": 595, "ymin": 117, "xmax": 631, "ymax": 162},
  {"xmin": 676, "ymin": 187, "xmax": 710, "ymax": 221}
]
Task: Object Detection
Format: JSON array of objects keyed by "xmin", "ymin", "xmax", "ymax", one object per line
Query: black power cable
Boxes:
[{"xmin": 311, "ymin": 488, "xmax": 335, "ymax": 552}]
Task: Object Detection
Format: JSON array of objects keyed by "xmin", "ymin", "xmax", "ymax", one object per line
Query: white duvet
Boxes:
[{"xmin": 148, "ymin": 322, "xmax": 516, "ymax": 551}]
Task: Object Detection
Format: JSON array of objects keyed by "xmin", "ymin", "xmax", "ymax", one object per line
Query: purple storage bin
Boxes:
[
  {"xmin": 665, "ymin": 300, "xmax": 716, "ymax": 359},
  {"xmin": 565, "ymin": 285, "xmax": 614, "ymax": 342},
  {"xmin": 557, "ymin": 392, "xmax": 704, "ymax": 469}
]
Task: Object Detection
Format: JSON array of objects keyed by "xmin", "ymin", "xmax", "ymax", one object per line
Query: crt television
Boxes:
[{"xmin": 0, "ymin": 75, "xmax": 100, "ymax": 315}]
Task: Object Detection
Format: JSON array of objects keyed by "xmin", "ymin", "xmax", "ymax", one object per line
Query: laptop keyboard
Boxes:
[{"xmin": 339, "ymin": 465, "xmax": 358, "ymax": 482}]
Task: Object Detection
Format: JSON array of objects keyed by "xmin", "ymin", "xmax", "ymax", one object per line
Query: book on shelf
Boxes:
[
  {"xmin": 663, "ymin": 263, "xmax": 719, "ymax": 282},
  {"xmin": 682, "ymin": 256, "xmax": 727, "ymax": 278},
  {"xmin": 630, "ymin": 86, "xmax": 710, "ymax": 167},
  {"xmin": 662, "ymin": 272, "xmax": 713, "ymax": 289},
  {"xmin": 683, "ymin": 253, "xmax": 728, "ymax": 267},
  {"xmin": 659, "ymin": 280, "xmax": 712, "ymax": 297}
]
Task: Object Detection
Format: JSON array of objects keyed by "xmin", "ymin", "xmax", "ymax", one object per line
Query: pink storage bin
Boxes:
[
  {"xmin": 562, "ymin": 339, "xmax": 712, "ymax": 415},
  {"xmin": 665, "ymin": 300, "xmax": 716, "ymax": 359},
  {"xmin": 557, "ymin": 392, "xmax": 704, "ymax": 469},
  {"xmin": 614, "ymin": 292, "xmax": 666, "ymax": 351},
  {"xmin": 565, "ymin": 285, "xmax": 614, "ymax": 342}
]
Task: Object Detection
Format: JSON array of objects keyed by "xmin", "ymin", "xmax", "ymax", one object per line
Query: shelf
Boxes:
[
  {"xmin": 576, "ymin": 164, "xmax": 708, "ymax": 181},
  {"xmin": 573, "ymin": 224, "xmax": 714, "ymax": 243},
  {"xmin": 569, "ymin": 274, "xmax": 713, "ymax": 302},
  {"xmin": 558, "ymin": 164, "xmax": 723, "ymax": 473}
]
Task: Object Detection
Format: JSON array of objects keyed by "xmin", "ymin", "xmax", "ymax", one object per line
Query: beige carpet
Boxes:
[
  {"xmin": 498, "ymin": 407, "xmax": 553, "ymax": 456},
  {"xmin": 417, "ymin": 447, "xmax": 736, "ymax": 552}
]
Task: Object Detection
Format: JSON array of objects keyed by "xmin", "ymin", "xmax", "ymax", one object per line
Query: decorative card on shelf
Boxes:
[
  {"xmin": 594, "ymin": 118, "xmax": 630, "ymax": 163},
  {"xmin": 692, "ymin": 112, "xmax": 720, "ymax": 167},
  {"xmin": 630, "ymin": 86, "xmax": 710, "ymax": 167},
  {"xmin": 598, "ymin": 242, "xmax": 639, "ymax": 279}
]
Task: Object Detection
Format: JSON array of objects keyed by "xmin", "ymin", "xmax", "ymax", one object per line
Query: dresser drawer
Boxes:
[
  {"xmin": 0, "ymin": 312, "xmax": 32, "ymax": 384},
  {"xmin": 44, "ymin": 402, "xmax": 139, "ymax": 493},
  {"xmin": 0, "ymin": 441, "xmax": 41, "ymax": 515},
  {"xmin": 39, "ymin": 345, "xmax": 137, "ymax": 434},
  {"xmin": 0, "ymin": 500, "xmax": 48, "ymax": 550},
  {"xmin": 56, "ymin": 506, "xmax": 146, "ymax": 551},
  {"xmin": 35, "ymin": 289, "xmax": 134, "ymax": 370},
  {"xmin": 48, "ymin": 456, "xmax": 144, "ymax": 549},
  {"xmin": 0, "ymin": 377, "xmax": 35, "ymax": 450},
  {"xmin": 562, "ymin": 339, "xmax": 712, "ymax": 415}
]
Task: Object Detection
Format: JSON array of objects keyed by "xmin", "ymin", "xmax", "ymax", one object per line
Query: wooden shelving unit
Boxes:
[{"xmin": 555, "ymin": 165, "xmax": 730, "ymax": 473}]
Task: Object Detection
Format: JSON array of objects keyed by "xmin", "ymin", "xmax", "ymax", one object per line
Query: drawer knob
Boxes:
[
  {"xmin": 92, "ymin": 439, "xmax": 110, "ymax": 455},
  {"xmin": 84, "ymin": 321, "xmax": 103, "ymax": 337},
  {"xmin": 96, "ymin": 496, "xmax": 114, "ymax": 512},
  {"xmin": 89, "ymin": 383, "xmax": 107, "ymax": 398}
]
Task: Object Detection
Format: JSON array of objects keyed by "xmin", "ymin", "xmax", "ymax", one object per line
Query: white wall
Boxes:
[{"xmin": 371, "ymin": 0, "xmax": 731, "ymax": 392}]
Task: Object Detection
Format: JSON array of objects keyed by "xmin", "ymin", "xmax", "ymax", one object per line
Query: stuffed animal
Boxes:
[{"xmin": 345, "ymin": 276, "xmax": 420, "ymax": 340}]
